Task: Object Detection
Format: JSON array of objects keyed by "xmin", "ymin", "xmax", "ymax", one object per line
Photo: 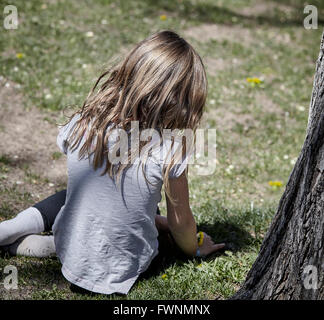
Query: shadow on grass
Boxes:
[
  {"xmin": 138, "ymin": 220, "xmax": 254, "ymax": 281},
  {"xmin": 142, "ymin": 0, "xmax": 324, "ymax": 27},
  {"xmin": 65, "ymin": 219, "xmax": 254, "ymax": 297},
  {"xmin": 0, "ymin": 253, "xmax": 65, "ymax": 288},
  {"xmin": 270, "ymin": 0, "xmax": 324, "ymax": 10},
  {"xmin": 0, "ymin": 219, "xmax": 254, "ymax": 298},
  {"xmin": 0, "ymin": 153, "xmax": 41, "ymax": 170}
]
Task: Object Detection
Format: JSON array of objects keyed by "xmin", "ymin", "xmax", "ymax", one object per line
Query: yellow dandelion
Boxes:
[
  {"xmin": 197, "ymin": 264, "xmax": 202, "ymax": 268},
  {"xmin": 161, "ymin": 274, "xmax": 167, "ymax": 280},
  {"xmin": 268, "ymin": 181, "xmax": 283, "ymax": 187},
  {"xmin": 16, "ymin": 53, "xmax": 24, "ymax": 59},
  {"xmin": 160, "ymin": 15, "xmax": 167, "ymax": 21},
  {"xmin": 246, "ymin": 77, "xmax": 262, "ymax": 85}
]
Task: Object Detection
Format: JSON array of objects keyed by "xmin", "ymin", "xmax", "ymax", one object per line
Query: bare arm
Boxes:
[
  {"xmin": 165, "ymin": 172, "xmax": 198, "ymax": 257},
  {"xmin": 155, "ymin": 172, "xmax": 226, "ymax": 257}
]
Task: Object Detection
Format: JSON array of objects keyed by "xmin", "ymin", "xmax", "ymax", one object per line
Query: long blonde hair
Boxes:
[{"xmin": 67, "ymin": 30, "xmax": 207, "ymax": 198}]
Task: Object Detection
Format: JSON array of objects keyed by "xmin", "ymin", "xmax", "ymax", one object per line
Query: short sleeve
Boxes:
[
  {"xmin": 160, "ymin": 136, "xmax": 194, "ymax": 179},
  {"xmin": 168, "ymin": 158, "xmax": 189, "ymax": 178},
  {"xmin": 56, "ymin": 114, "xmax": 80, "ymax": 154}
]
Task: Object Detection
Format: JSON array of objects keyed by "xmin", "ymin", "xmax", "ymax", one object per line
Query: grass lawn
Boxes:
[{"xmin": 0, "ymin": 0, "xmax": 323, "ymax": 299}]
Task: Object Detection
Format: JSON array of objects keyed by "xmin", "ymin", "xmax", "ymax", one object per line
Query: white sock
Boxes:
[
  {"xmin": 6, "ymin": 235, "xmax": 56, "ymax": 257},
  {"xmin": 0, "ymin": 207, "xmax": 45, "ymax": 246}
]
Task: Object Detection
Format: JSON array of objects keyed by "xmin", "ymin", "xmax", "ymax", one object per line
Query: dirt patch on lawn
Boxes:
[
  {"xmin": 238, "ymin": 2, "xmax": 295, "ymax": 17},
  {"xmin": 203, "ymin": 56, "xmax": 235, "ymax": 75},
  {"xmin": 184, "ymin": 23, "xmax": 255, "ymax": 45},
  {"xmin": 254, "ymin": 91, "xmax": 283, "ymax": 115},
  {"xmin": 0, "ymin": 78, "xmax": 67, "ymax": 210},
  {"xmin": 207, "ymin": 90, "xmax": 282, "ymax": 132},
  {"xmin": 183, "ymin": 16, "xmax": 303, "ymax": 49}
]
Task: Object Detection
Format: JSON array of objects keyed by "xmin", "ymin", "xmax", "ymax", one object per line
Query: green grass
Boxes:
[
  {"xmin": 1, "ymin": 0, "xmax": 323, "ymax": 299},
  {"xmin": 51, "ymin": 152, "xmax": 62, "ymax": 160}
]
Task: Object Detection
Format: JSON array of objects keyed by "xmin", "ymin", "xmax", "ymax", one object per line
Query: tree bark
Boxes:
[{"xmin": 231, "ymin": 30, "xmax": 324, "ymax": 300}]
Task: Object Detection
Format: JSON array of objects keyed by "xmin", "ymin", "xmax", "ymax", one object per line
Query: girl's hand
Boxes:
[{"xmin": 198, "ymin": 232, "xmax": 225, "ymax": 257}]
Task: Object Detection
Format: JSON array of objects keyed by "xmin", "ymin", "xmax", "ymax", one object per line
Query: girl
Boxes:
[{"xmin": 0, "ymin": 30, "xmax": 225, "ymax": 295}]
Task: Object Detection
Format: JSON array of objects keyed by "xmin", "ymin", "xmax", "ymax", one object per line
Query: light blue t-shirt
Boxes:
[{"xmin": 52, "ymin": 115, "xmax": 188, "ymax": 295}]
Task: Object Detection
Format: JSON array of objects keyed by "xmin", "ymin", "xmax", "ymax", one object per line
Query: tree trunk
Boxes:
[{"xmin": 231, "ymin": 30, "xmax": 324, "ymax": 300}]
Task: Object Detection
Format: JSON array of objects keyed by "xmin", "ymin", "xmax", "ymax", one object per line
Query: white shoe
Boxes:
[{"xmin": 5, "ymin": 235, "xmax": 56, "ymax": 258}]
